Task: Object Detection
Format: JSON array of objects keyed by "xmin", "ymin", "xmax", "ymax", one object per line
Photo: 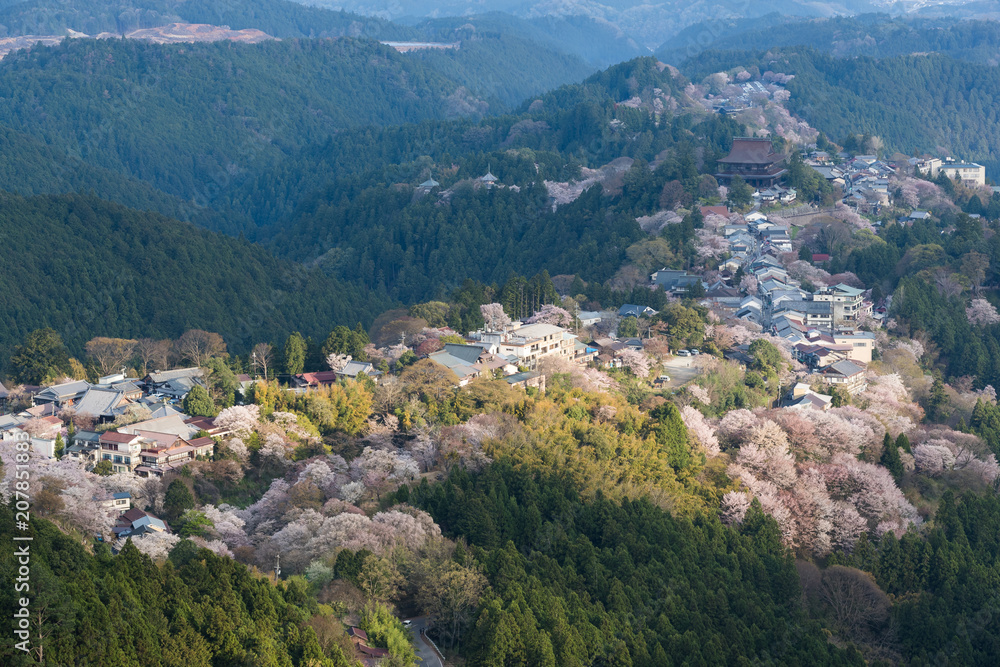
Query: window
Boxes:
[{"xmin": 113, "ymin": 455, "xmax": 122, "ymax": 464}]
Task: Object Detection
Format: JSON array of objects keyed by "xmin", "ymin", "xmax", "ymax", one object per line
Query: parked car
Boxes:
[
  {"xmin": 690, "ymin": 349, "xmax": 701, "ymax": 355},
  {"xmin": 676, "ymin": 350, "xmax": 691, "ymax": 357}
]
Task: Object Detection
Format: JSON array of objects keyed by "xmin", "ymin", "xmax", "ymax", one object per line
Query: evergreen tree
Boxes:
[
  {"xmin": 182, "ymin": 385, "xmax": 216, "ymax": 417},
  {"xmin": 9, "ymin": 328, "xmax": 72, "ymax": 384},
  {"xmin": 880, "ymin": 433, "xmax": 904, "ymax": 482},
  {"xmin": 163, "ymin": 480, "xmax": 195, "ymax": 522},
  {"xmin": 283, "ymin": 331, "xmax": 308, "ymax": 375}
]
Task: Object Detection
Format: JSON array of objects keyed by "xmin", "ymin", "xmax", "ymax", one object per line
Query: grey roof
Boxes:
[
  {"xmin": 441, "ymin": 344, "xmax": 483, "ymax": 364},
  {"xmin": 776, "ymin": 300, "xmax": 832, "ymax": 315},
  {"xmin": 419, "ymin": 178, "xmax": 440, "ymax": 188},
  {"xmin": 824, "ymin": 360, "xmax": 865, "ymax": 377},
  {"xmin": 146, "ymin": 367, "xmax": 204, "ymax": 384},
  {"xmin": 338, "ymin": 360, "xmax": 376, "ymax": 377},
  {"xmin": 504, "ymin": 371, "xmax": 540, "ymax": 384},
  {"xmin": 35, "ymin": 380, "xmax": 91, "ymax": 402},
  {"xmin": 0, "ymin": 381, "xmax": 7, "ymax": 399},
  {"xmin": 618, "ymin": 304, "xmax": 657, "ymax": 317},
  {"xmin": 74, "ymin": 387, "xmax": 127, "ymax": 419}
]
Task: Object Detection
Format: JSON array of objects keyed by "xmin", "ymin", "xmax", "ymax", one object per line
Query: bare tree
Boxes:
[
  {"xmin": 251, "ymin": 343, "xmax": 273, "ymax": 379},
  {"xmin": 176, "ymin": 330, "xmax": 226, "ymax": 367},
  {"xmin": 85, "ymin": 337, "xmax": 137, "ymax": 376},
  {"xmin": 136, "ymin": 338, "xmax": 173, "ymax": 375},
  {"xmin": 821, "ymin": 565, "xmax": 890, "ymax": 640}
]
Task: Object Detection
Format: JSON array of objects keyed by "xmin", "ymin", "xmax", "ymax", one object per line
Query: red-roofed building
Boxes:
[
  {"xmin": 292, "ymin": 371, "xmax": 339, "ymax": 389},
  {"xmin": 700, "ymin": 205, "xmax": 729, "ymax": 218},
  {"xmin": 812, "ymin": 253, "xmax": 831, "ymax": 263}
]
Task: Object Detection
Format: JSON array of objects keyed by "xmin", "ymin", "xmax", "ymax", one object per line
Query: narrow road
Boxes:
[{"xmin": 407, "ymin": 617, "xmax": 444, "ymax": 667}]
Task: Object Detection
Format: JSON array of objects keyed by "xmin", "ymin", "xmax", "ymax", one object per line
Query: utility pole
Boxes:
[{"xmin": 274, "ymin": 554, "xmax": 281, "ymax": 580}]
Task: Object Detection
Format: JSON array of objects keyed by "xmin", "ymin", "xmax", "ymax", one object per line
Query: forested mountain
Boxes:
[
  {"xmin": 257, "ymin": 58, "xmax": 742, "ymax": 302},
  {"xmin": 657, "ymin": 14, "xmax": 1000, "ymax": 65},
  {"xmin": 683, "ymin": 48, "xmax": 1000, "ymax": 175},
  {"xmin": 0, "ymin": 505, "xmax": 354, "ymax": 667},
  {"xmin": 409, "ymin": 12, "xmax": 649, "ymax": 69},
  {"xmin": 404, "ymin": 463, "xmax": 865, "ymax": 666},
  {"xmin": 0, "ymin": 0, "xmax": 411, "ymax": 39},
  {"xmin": 0, "ymin": 37, "xmax": 474, "ymax": 233},
  {"xmin": 0, "ymin": 192, "xmax": 390, "ymax": 367}
]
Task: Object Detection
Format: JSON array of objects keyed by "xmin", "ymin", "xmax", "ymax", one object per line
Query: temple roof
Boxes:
[{"xmin": 718, "ymin": 138, "xmax": 785, "ymax": 165}]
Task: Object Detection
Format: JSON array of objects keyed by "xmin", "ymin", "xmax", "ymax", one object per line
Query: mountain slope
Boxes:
[
  {"xmin": 0, "ymin": 37, "xmax": 474, "ymax": 231},
  {"xmin": 0, "ymin": 0, "xmax": 413, "ymax": 39},
  {"xmin": 657, "ymin": 14, "xmax": 1000, "ymax": 65},
  {"xmin": 0, "ymin": 191, "xmax": 390, "ymax": 365}
]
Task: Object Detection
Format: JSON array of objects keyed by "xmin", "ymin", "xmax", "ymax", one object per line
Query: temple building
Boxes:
[{"xmin": 716, "ymin": 137, "xmax": 787, "ymax": 186}]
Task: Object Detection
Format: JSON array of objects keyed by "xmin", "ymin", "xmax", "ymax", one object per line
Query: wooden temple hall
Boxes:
[{"xmin": 716, "ymin": 137, "xmax": 787, "ymax": 186}]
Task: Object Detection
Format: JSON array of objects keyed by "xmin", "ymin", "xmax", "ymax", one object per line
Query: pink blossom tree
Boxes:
[
  {"xmin": 966, "ymin": 298, "xmax": 1000, "ymax": 326},
  {"xmin": 526, "ymin": 304, "xmax": 572, "ymax": 327},
  {"xmin": 480, "ymin": 303, "xmax": 511, "ymax": 331}
]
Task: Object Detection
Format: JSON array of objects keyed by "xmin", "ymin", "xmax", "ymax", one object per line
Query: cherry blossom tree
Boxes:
[
  {"xmin": 526, "ymin": 305, "xmax": 572, "ymax": 327},
  {"xmin": 720, "ymin": 491, "xmax": 752, "ymax": 525},
  {"xmin": 619, "ymin": 348, "xmax": 651, "ymax": 378},
  {"xmin": 326, "ymin": 353, "xmax": 352, "ymax": 372},
  {"xmin": 132, "ymin": 532, "xmax": 181, "ymax": 562},
  {"xmin": 215, "ymin": 405, "xmax": 260, "ymax": 437},
  {"xmin": 680, "ymin": 406, "xmax": 720, "ymax": 456},
  {"xmin": 480, "ymin": 303, "xmax": 511, "ymax": 331},
  {"xmin": 966, "ymin": 298, "xmax": 1000, "ymax": 326}
]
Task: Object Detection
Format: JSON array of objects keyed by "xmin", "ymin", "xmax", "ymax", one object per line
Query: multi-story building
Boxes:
[
  {"xmin": 938, "ymin": 163, "xmax": 986, "ymax": 187},
  {"xmin": 99, "ymin": 432, "xmax": 144, "ymax": 474},
  {"xmin": 812, "ymin": 283, "xmax": 866, "ymax": 325},
  {"xmin": 479, "ymin": 323, "xmax": 577, "ymax": 369}
]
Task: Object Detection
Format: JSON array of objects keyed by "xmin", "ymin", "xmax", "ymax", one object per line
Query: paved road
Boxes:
[{"xmin": 406, "ymin": 617, "xmax": 444, "ymax": 667}]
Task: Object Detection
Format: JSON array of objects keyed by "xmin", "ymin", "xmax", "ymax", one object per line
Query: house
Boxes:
[
  {"xmin": 99, "ymin": 431, "xmax": 145, "ymax": 473},
  {"xmin": 700, "ymin": 205, "xmax": 729, "ymax": 218},
  {"xmin": 577, "ymin": 311, "xmax": 606, "ymax": 327},
  {"xmin": 292, "ymin": 371, "xmax": 340, "ymax": 389},
  {"xmin": 820, "ymin": 360, "xmax": 867, "ymax": 394},
  {"xmin": 99, "ymin": 492, "xmax": 132, "ymax": 515},
  {"xmin": 812, "ymin": 253, "xmax": 831, "ymax": 263},
  {"xmin": 504, "ymin": 370, "xmax": 546, "ymax": 391},
  {"xmin": 476, "ymin": 323, "xmax": 577, "ymax": 370},
  {"xmin": 65, "ymin": 430, "xmax": 101, "ymax": 465},
  {"xmin": 143, "ymin": 368, "xmax": 206, "ymax": 400},
  {"xmin": 33, "ymin": 380, "xmax": 91, "ymax": 408},
  {"xmin": 135, "ymin": 435, "xmax": 214, "ymax": 477},
  {"xmin": 650, "ymin": 268, "xmax": 703, "ymax": 293},
  {"xmin": 774, "ymin": 300, "xmax": 833, "ymax": 329},
  {"xmin": 573, "ymin": 340, "xmax": 598, "ymax": 363},
  {"xmin": 784, "ymin": 383, "xmax": 833, "ymax": 411},
  {"xmin": 122, "ymin": 415, "xmax": 201, "ymax": 440},
  {"xmin": 337, "ymin": 360, "xmax": 379, "ymax": 381},
  {"xmin": 428, "ymin": 344, "xmax": 492, "ymax": 385},
  {"xmin": 347, "ymin": 627, "xmax": 390, "ymax": 666},
  {"xmin": 73, "ymin": 386, "xmax": 134, "ymax": 422},
  {"xmin": 0, "ymin": 381, "xmax": 9, "ymax": 408},
  {"xmin": 716, "ymin": 137, "xmax": 787, "ymax": 186},
  {"xmin": 812, "ymin": 283, "xmax": 866, "ymax": 325},
  {"xmin": 618, "ymin": 304, "xmax": 657, "ymax": 318},
  {"xmin": 112, "ymin": 509, "xmax": 170, "ymax": 551}
]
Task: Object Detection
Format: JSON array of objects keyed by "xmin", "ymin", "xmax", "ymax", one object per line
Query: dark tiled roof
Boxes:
[{"xmin": 718, "ymin": 138, "xmax": 784, "ymax": 165}]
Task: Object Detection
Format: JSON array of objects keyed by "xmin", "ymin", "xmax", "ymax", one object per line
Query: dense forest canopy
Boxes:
[
  {"xmin": 0, "ymin": 192, "xmax": 391, "ymax": 369},
  {"xmin": 658, "ymin": 13, "xmax": 1000, "ymax": 65}
]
